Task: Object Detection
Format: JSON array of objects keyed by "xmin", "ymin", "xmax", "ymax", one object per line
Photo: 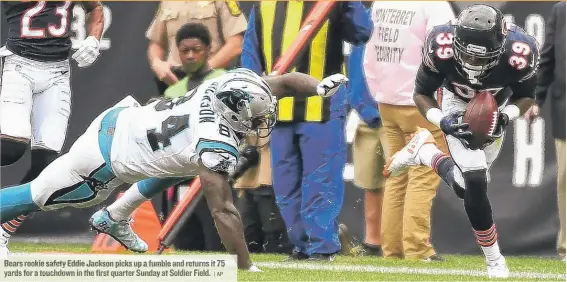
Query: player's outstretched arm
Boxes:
[
  {"xmin": 264, "ymin": 72, "xmax": 348, "ymax": 100},
  {"xmin": 197, "ymin": 161, "xmax": 252, "ymax": 270}
]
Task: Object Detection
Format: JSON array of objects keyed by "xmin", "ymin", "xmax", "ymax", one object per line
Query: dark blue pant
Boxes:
[{"xmin": 271, "ymin": 118, "xmax": 346, "ymax": 255}]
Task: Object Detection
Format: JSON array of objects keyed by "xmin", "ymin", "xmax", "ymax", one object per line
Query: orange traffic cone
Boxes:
[{"xmin": 92, "ymin": 192, "xmax": 162, "ymax": 253}]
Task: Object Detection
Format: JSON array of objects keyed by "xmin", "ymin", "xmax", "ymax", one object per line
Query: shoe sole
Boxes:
[{"xmin": 383, "ymin": 127, "xmax": 436, "ymax": 178}]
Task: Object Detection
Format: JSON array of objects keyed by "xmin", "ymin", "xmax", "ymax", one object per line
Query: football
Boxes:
[{"xmin": 462, "ymin": 91, "xmax": 499, "ymax": 150}]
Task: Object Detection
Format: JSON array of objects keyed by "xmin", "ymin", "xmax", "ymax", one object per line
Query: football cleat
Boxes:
[
  {"xmin": 487, "ymin": 255, "xmax": 510, "ymax": 278},
  {"xmin": 383, "ymin": 127, "xmax": 436, "ymax": 177},
  {"xmin": 89, "ymin": 208, "xmax": 148, "ymax": 253}
]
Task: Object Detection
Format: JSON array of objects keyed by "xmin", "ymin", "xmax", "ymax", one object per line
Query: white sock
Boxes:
[
  {"xmin": 106, "ymin": 183, "xmax": 148, "ymax": 222},
  {"xmin": 418, "ymin": 143, "xmax": 444, "ymax": 167},
  {"xmin": 481, "ymin": 241, "xmax": 502, "ymax": 262},
  {"xmin": 474, "ymin": 224, "xmax": 502, "ymax": 262}
]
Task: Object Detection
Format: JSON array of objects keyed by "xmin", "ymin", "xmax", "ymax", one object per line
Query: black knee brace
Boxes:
[
  {"xmin": 20, "ymin": 149, "xmax": 59, "ymax": 183},
  {"xmin": 1, "ymin": 138, "xmax": 28, "ymax": 166},
  {"xmin": 463, "ymin": 169, "xmax": 494, "ymax": 231},
  {"xmin": 436, "ymin": 157, "xmax": 466, "ymax": 199}
]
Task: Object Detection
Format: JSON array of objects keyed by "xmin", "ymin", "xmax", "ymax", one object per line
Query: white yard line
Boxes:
[{"xmin": 256, "ymin": 262, "xmax": 565, "ymax": 280}]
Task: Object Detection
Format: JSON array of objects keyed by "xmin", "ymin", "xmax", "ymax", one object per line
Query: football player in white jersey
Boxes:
[{"xmin": 0, "ymin": 68, "xmax": 347, "ymax": 270}]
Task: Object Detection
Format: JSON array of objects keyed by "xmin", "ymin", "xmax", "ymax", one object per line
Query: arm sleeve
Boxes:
[
  {"xmin": 534, "ymin": 3, "xmax": 558, "ymax": 106},
  {"xmin": 217, "ymin": 1, "xmax": 248, "ymax": 40},
  {"xmin": 240, "ymin": 6, "xmax": 264, "ymax": 75},
  {"xmin": 347, "ymin": 41, "xmax": 381, "ymax": 127},
  {"xmin": 510, "ymin": 71, "xmax": 538, "ymax": 100},
  {"xmin": 338, "ymin": 1, "xmax": 373, "ymax": 46}
]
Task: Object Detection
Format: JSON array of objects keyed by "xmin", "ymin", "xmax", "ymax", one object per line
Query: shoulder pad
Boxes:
[
  {"xmin": 502, "ymin": 27, "xmax": 540, "ymax": 80},
  {"xmin": 196, "ymin": 138, "xmax": 239, "ymax": 173},
  {"xmin": 423, "ymin": 24, "xmax": 456, "ymax": 73}
]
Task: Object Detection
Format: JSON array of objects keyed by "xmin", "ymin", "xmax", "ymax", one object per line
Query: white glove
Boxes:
[
  {"xmin": 72, "ymin": 36, "xmax": 100, "ymax": 68},
  {"xmin": 317, "ymin": 74, "xmax": 349, "ymax": 98}
]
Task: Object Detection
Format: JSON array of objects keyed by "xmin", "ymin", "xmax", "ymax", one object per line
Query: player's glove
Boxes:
[
  {"xmin": 72, "ymin": 36, "xmax": 100, "ymax": 68},
  {"xmin": 317, "ymin": 74, "xmax": 348, "ymax": 98},
  {"xmin": 439, "ymin": 111, "xmax": 473, "ymax": 142},
  {"xmin": 484, "ymin": 112, "xmax": 509, "ymax": 145}
]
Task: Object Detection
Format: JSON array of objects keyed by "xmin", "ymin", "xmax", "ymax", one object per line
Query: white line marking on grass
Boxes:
[{"xmin": 256, "ymin": 262, "xmax": 565, "ymax": 280}]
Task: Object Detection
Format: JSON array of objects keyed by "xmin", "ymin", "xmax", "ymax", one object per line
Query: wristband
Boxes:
[
  {"xmin": 426, "ymin": 108, "xmax": 444, "ymax": 127},
  {"xmin": 501, "ymin": 104, "xmax": 520, "ymax": 121}
]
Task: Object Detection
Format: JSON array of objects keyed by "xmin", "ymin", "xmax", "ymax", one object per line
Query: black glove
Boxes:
[
  {"xmin": 440, "ymin": 111, "xmax": 473, "ymax": 142},
  {"xmin": 484, "ymin": 112, "xmax": 509, "ymax": 146}
]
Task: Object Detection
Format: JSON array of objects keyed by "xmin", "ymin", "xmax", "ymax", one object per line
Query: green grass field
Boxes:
[{"xmin": 8, "ymin": 242, "xmax": 566, "ymax": 281}]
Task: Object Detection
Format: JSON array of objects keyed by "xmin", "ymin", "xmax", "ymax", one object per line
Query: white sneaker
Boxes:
[
  {"xmin": 0, "ymin": 228, "xmax": 11, "ymax": 260},
  {"xmin": 487, "ymin": 255, "xmax": 510, "ymax": 279},
  {"xmin": 383, "ymin": 127, "xmax": 436, "ymax": 177},
  {"xmin": 248, "ymin": 265, "xmax": 262, "ymax": 272}
]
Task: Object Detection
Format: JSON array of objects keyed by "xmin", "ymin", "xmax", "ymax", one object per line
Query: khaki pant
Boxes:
[
  {"xmin": 352, "ymin": 120, "xmax": 385, "ymax": 247},
  {"xmin": 234, "ymin": 130, "xmax": 272, "ymax": 189},
  {"xmin": 378, "ymin": 103, "xmax": 448, "ymax": 259},
  {"xmin": 352, "ymin": 122, "xmax": 385, "ymax": 190},
  {"xmin": 556, "ymin": 139, "xmax": 566, "ymax": 257}
]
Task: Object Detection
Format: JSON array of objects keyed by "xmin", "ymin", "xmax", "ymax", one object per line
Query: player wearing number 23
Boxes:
[
  {"xmin": 0, "ymin": 1, "xmax": 104, "ymax": 256},
  {"xmin": 0, "ymin": 68, "xmax": 348, "ymax": 271},
  {"xmin": 1, "ymin": 1, "xmax": 104, "ymax": 166},
  {"xmin": 384, "ymin": 4, "xmax": 539, "ymax": 279}
]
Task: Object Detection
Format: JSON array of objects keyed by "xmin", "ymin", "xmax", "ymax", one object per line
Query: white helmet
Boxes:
[{"xmin": 213, "ymin": 68, "xmax": 277, "ymax": 135}]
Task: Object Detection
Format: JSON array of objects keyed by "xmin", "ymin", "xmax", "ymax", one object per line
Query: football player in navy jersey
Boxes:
[
  {"xmin": 0, "ymin": 1, "xmax": 104, "ymax": 257},
  {"xmin": 384, "ymin": 4, "xmax": 540, "ymax": 278}
]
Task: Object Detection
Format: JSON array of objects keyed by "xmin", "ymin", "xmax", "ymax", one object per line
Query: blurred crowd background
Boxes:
[{"xmin": 0, "ymin": 1, "xmax": 564, "ymax": 260}]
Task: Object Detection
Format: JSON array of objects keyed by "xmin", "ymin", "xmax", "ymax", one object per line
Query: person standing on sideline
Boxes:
[
  {"xmin": 347, "ymin": 11, "xmax": 384, "ymax": 255},
  {"xmin": 159, "ymin": 23, "xmax": 228, "ymax": 252},
  {"xmin": 146, "ymin": 1, "xmax": 247, "ymax": 94},
  {"xmin": 524, "ymin": 1, "xmax": 566, "ymax": 261},
  {"xmin": 363, "ymin": 1, "xmax": 454, "ymax": 261},
  {"xmin": 241, "ymin": 1, "xmax": 372, "ymax": 261}
]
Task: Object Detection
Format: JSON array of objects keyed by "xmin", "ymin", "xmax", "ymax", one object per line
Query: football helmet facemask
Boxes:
[
  {"xmin": 213, "ymin": 68, "xmax": 277, "ymax": 137},
  {"xmin": 453, "ymin": 4, "xmax": 507, "ymax": 80}
]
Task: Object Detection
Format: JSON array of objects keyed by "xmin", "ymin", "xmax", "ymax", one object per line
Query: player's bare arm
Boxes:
[
  {"xmin": 508, "ymin": 97, "xmax": 535, "ymax": 116},
  {"xmin": 264, "ymin": 72, "xmax": 348, "ymax": 100},
  {"xmin": 81, "ymin": 2, "xmax": 104, "ymax": 40},
  {"xmin": 197, "ymin": 160, "xmax": 252, "ymax": 270},
  {"xmin": 414, "ymin": 93, "xmax": 440, "ymax": 119},
  {"xmin": 413, "ymin": 63, "xmax": 446, "ymax": 126}
]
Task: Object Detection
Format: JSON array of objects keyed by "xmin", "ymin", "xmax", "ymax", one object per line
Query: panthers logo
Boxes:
[{"xmin": 216, "ymin": 89, "xmax": 251, "ymax": 114}]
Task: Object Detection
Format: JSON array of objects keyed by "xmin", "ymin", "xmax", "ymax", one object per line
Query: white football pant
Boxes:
[
  {"xmin": 437, "ymin": 88, "xmax": 505, "ymax": 185},
  {"xmin": 30, "ymin": 96, "xmax": 140, "ymax": 211},
  {"xmin": 0, "ymin": 49, "xmax": 71, "ymax": 152}
]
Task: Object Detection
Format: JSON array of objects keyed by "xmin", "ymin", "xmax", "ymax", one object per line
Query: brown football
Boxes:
[{"xmin": 462, "ymin": 91, "xmax": 499, "ymax": 150}]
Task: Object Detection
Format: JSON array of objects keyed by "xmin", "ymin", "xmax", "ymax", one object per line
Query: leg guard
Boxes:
[
  {"xmin": 20, "ymin": 149, "xmax": 58, "ymax": 183},
  {"xmin": 0, "ymin": 138, "xmax": 27, "ymax": 166},
  {"xmin": 463, "ymin": 169, "xmax": 494, "ymax": 231}
]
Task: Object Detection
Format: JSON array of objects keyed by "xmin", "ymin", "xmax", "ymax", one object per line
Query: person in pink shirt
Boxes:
[{"xmin": 363, "ymin": 1, "xmax": 455, "ymax": 261}]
